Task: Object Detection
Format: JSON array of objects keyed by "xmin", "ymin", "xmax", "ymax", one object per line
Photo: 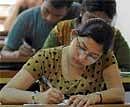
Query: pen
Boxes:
[
  {"xmin": 38, "ymin": 76, "xmax": 68, "ymax": 104},
  {"xmin": 39, "ymin": 75, "xmax": 53, "ymax": 88}
]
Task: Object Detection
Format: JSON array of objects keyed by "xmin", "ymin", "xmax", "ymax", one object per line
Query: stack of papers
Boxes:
[{"xmin": 23, "ymin": 100, "xmax": 69, "ymax": 107}]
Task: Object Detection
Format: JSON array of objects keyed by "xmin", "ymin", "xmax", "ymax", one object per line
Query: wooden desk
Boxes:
[
  {"xmin": 0, "ymin": 56, "xmax": 29, "ymax": 63},
  {"xmin": 0, "ymin": 36, "xmax": 6, "ymax": 40},
  {"xmin": 0, "ymin": 39, "xmax": 4, "ymax": 49},
  {"xmin": 0, "ymin": 70, "xmax": 18, "ymax": 84},
  {"xmin": 0, "ymin": 36, "xmax": 5, "ymax": 48},
  {"xmin": 121, "ymin": 72, "xmax": 130, "ymax": 83},
  {"xmin": 0, "ymin": 31, "xmax": 8, "ymax": 36},
  {"xmin": 122, "ymin": 77, "xmax": 130, "ymax": 83},
  {"xmin": 1, "ymin": 103, "xmax": 130, "ymax": 107},
  {"xmin": 0, "ymin": 56, "xmax": 30, "ymax": 84}
]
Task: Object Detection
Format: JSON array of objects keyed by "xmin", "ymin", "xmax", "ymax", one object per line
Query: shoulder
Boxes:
[
  {"xmin": 100, "ymin": 51, "xmax": 117, "ymax": 69},
  {"xmin": 56, "ymin": 19, "xmax": 76, "ymax": 30},
  {"xmin": 22, "ymin": 46, "xmax": 63, "ymax": 79},
  {"xmin": 17, "ymin": 6, "xmax": 41, "ymax": 20},
  {"xmin": 37, "ymin": 46, "xmax": 63, "ymax": 57},
  {"xmin": 113, "ymin": 27, "xmax": 127, "ymax": 42},
  {"xmin": 113, "ymin": 27, "xmax": 123, "ymax": 37}
]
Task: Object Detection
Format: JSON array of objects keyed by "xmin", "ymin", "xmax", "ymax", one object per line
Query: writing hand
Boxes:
[{"xmin": 36, "ymin": 88, "xmax": 64, "ymax": 104}]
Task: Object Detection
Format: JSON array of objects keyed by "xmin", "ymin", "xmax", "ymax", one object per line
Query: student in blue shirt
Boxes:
[{"xmin": 1, "ymin": 0, "xmax": 80, "ymax": 58}]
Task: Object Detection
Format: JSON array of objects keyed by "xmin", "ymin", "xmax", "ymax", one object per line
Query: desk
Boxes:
[
  {"xmin": 0, "ymin": 31, "xmax": 8, "ymax": 36},
  {"xmin": 0, "ymin": 56, "xmax": 29, "ymax": 63},
  {"xmin": 122, "ymin": 77, "xmax": 130, "ymax": 83},
  {"xmin": 0, "ymin": 56, "xmax": 30, "ymax": 84},
  {"xmin": 0, "ymin": 70, "xmax": 18, "ymax": 84},
  {"xmin": 0, "ymin": 39, "xmax": 4, "ymax": 49},
  {"xmin": 0, "ymin": 56, "xmax": 29, "ymax": 84},
  {"xmin": 0, "ymin": 35, "xmax": 6, "ymax": 49},
  {"xmin": 1, "ymin": 104, "xmax": 130, "ymax": 107}
]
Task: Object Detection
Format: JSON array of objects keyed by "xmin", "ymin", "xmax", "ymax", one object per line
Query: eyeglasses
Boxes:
[{"xmin": 76, "ymin": 37, "xmax": 102, "ymax": 64}]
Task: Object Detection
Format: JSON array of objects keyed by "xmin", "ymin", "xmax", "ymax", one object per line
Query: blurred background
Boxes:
[{"xmin": 0, "ymin": 0, "xmax": 130, "ymax": 46}]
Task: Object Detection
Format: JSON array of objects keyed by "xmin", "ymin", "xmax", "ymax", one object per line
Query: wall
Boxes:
[{"xmin": 116, "ymin": 0, "xmax": 130, "ymax": 46}]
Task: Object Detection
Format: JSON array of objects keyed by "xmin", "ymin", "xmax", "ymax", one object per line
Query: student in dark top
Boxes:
[
  {"xmin": 4, "ymin": 0, "xmax": 80, "ymax": 31},
  {"xmin": 1, "ymin": 0, "xmax": 80, "ymax": 59}
]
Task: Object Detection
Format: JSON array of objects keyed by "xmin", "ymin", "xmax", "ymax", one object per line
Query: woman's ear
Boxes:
[{"xmin": 70, "ymin": 29, "xmax": 78, "ymax": 41}]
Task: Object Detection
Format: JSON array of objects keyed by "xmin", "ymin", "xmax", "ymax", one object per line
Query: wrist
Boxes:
[
  {"xmin": 95, "ymin": 92, "xmax": 103, "ymax": 104},
  {"xmin": 31, "ymin": 91, "xmax": 40, "ymax": 104}
]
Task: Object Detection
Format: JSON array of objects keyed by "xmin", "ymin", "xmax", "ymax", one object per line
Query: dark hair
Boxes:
[
  {"xmin": 78, "ymin": 18, "xmax": 114, "ymax": 53},
  {"xmin": 81, "ymin": 0, "xmax": 116, "ymax": 19},
  {"xmin": 48, "ymin": 0, "xmax": 73, "ymax": 8}
]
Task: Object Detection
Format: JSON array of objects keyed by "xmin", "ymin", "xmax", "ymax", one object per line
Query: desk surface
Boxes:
[
  {"xmin": 1, "ymin": 103, "xmax": 130, "ymax": 107},
  {"xmin": 0, "ymin": 39, "xmax": 4, "ymax": 48},
  {"xmin": 0, "ymin": 56, "xmax": 29, "ymax": 63},
  {"xmin": 0, "ymin": 31, "xmax": 8, "ymax": 36}
]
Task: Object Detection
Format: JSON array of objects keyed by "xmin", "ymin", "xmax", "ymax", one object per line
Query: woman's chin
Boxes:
[{"xmin": 72, "ymin": 57, "xmax": 85, "ymax": 68}]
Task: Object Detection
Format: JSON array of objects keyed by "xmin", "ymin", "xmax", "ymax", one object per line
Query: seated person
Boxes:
[
  {"xmin": 4, "ymin": 0, "xmax": 80, "ymax": 31},
  {"xmin": 43, "ymin": 0, "xmax": 130, "ymax": 72},
  {"xmin": 1, "ymin": 0, "xmax": 80, "ymax": 59},
  {"xmin": 4, "ymin": 0, "xmax": 43, "ymax": 31},
  {"xmin": 0, "ymin": 19, "xmax": 124, "ymax": 106}
]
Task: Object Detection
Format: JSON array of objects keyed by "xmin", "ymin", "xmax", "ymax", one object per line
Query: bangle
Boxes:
[
  {"xmin": 32, "ymin": 91, "xmax": 38, "ymax": 104},
  {"xmin": 95, "ymin": 92, "xmax": 103, "ymax": 104}
]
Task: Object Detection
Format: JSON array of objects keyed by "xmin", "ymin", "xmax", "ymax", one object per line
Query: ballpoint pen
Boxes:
[
  {"xmin": 39, "ymin": 75, "xmax": 53, "ymax": 88},
  {"xmin": 38, "ymin": 76, "xmax": 69, "ymax": 104}
]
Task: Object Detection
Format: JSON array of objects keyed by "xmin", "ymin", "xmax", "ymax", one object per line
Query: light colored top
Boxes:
[{"xmin": 23, "ymin": 46, "xmax": 117, "ymax": 97}]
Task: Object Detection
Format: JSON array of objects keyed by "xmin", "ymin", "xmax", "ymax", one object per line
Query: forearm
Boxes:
[
  {"xmin": 0, "ymin": 87, "xmax": 34, "ymax": 104},
  {"xmin": 1, "ymin": 48, "xmax": 19, "ymax": 59},
  {"xmin": 100, "ymin": 88, "xmax": 125, "ymax": 104},
  {"xmin": 1, "ymin": 45, "xmax": 33, "ymax": 58}
]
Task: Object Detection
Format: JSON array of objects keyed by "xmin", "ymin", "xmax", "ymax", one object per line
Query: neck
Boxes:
[
  {"xmin": 68, "ymin": 46, "xmax": 85, "ymax": 70},
  {"xmin": 62, "ymin": 47, "xmax": 85, "ymax": 80}
]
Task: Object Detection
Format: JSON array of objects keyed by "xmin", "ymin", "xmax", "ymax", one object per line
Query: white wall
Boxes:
[
  {"xmin": 0, "ymin": 0, "xmax": 16, "ymax": 4},
  {"xmin": 116, "ymin": 0, "xmax": 130, "ymax": 46}
]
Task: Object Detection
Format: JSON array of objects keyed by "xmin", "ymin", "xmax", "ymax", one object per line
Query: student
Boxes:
[
  {"xmin": 0, "ymin": 19, "xmax": 124, "ymax": 105},
  {"xmin": 43, "ymin": 0, "xmax": 130, "ymax": 72},
  {"xmin": 1, "ymin": 0, "xmax": 80, "ymax": 59}
]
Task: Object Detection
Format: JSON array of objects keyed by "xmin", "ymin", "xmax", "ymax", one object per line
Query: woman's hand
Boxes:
[
  {"xmin": 37, "ymin": 88, "xmax": 64, "ymax": 104},
  {"xmin": 68, "ymin": 93, "xmax": 100, "ymax": 107}
]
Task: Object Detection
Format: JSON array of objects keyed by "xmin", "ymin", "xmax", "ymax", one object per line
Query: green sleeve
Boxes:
[
  {"xmin": 114, "ymin": 29, "xmax": 130, "ymax": 72},
  {"xmin": 43, "ymin": 26, "xmax": 59, "ymax": 49}
]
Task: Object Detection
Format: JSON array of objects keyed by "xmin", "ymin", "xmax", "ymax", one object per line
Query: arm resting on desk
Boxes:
[
  {"xmin": 0, "ymin": 69, "xmax": 36, "ymax": 104},
  {"xmin": 1, "ymin": 45, "xmax": 34, "ymax": 59},
  {"xmin": 0, "ymin": 69, "xmax": 64, "ymax": 104},
  {"xmin": 101, "ymin": 64, "xmax": 125, "ymax": 103}
]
